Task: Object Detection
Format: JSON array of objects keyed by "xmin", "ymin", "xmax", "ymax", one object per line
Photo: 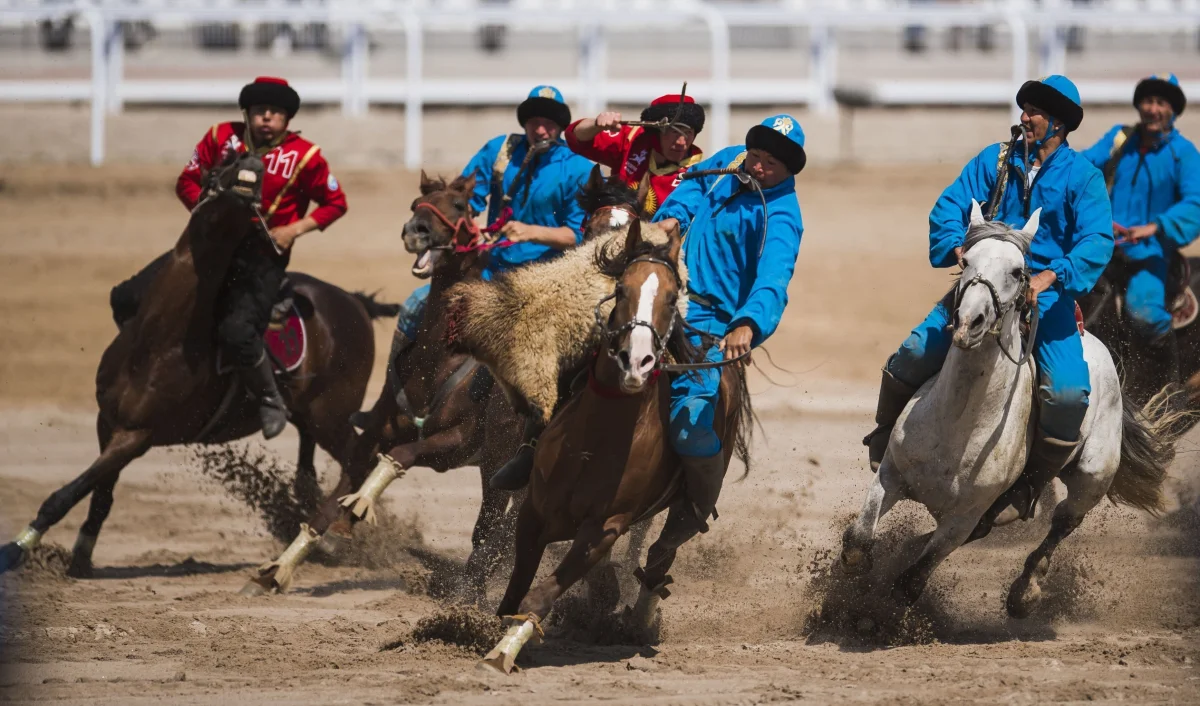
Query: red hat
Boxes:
[
  {"xmin": 239, "ymin": 76, "xmax": 301, "ymax": 118},
  {"xmin": 641, "ymin": 94, "xmax": 705, "ymax": 133}
]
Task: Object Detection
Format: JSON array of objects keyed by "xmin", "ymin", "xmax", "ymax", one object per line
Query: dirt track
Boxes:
[{"xmin": 1, "ymin": 160, "xmax": 1199, "ymax": 704}]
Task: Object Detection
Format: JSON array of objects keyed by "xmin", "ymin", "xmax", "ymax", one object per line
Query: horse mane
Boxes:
[
  {"xmin": 576, "ymin": 171, "xmax": 644, "ymax": 218},
  {"xmin": 963, "ymin": 219, "xmax": 1034, "ymax": 255}
]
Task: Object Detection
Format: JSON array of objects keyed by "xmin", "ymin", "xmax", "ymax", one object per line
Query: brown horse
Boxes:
[
  {"xmin": 243, "ymin": 172, "xmax": 522, "ymax": 600},
  {"xmin": 479, "ymin": 220, "xmax": 753, "ymax": 673},
  {"xmin": 0, "ymin": 151, "xmax": 388, "ymax": 578}
]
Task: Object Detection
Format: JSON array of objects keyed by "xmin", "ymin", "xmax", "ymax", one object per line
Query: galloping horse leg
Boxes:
[
  {"xmin": 293, "ymin": 430, "xmax": 321, "ymax": 514},
  {"xmin": 0, "ymin": 427, "xmax": 152, "ymax": 574},
  {"xmin": 482, "ymin": 516, "xmax": 625, "ymax": 674},
  {"xmin": 66, "ymin": 472, "xmax": 121, "ymax": 579},
  {"xmin": 892, "ymin": 507, "xmax": 985, "ymax": 606},
  {"xmin": 1006, "ymin": 467, "xmax": 1107, "ymax": 619},
  {"xmin": 459, "ymin": 471, "xmax": 517, "ymax": 606},
  {"xmin": 624, "ymin": 501, "xmax": 696, "ymax": 640},
  {"xmin": 841, "ymin": 459, "xmax": 905, "ymax": 574}
]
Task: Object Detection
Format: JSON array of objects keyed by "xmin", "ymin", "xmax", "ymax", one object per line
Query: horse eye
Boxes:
[
  {"xmin": 1010, "ymin": 268, "xmax": 1023, "ymax": 280},
  {"xmin": 453, "ymin": 200, "xmax": 466, "ymax": 210}
]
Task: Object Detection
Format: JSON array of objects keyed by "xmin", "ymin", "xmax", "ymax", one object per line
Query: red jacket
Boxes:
[
  {"xmin": 176, "ymin": 122, "xmax": 347, "ymax": 230},
  {"xmin": 565, "ymin": 121, "xmax": 703, "ymax": 215}
]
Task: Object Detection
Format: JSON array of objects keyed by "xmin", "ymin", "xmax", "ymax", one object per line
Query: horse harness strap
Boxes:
[
  {"xmin": 954, "ymin": 269, "xmax": 1039, "ymax": 367},
  {"xmin": 395, "ymin": 358, "xmax": 479, "ymax": 438}
]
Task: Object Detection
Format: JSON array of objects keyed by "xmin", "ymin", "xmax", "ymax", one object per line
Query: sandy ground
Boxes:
[{"xmin": 0, "ymin": 156, "xmax": 1198, "ymax": 704}]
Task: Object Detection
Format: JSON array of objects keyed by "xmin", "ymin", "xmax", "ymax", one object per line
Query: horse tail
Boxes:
[
  {"xmin": 731, "ymin": 363, "xmax": 757, "ymax": 481},
  {"xmin": 1109, "ymin": 391, "xmax": 1180, "ymax": 515},
  {"xmin": 350, "ymin": 290, "xmax": 401, "ymax": 320}
]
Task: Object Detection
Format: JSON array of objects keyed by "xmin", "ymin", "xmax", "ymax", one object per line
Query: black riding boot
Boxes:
[
  {"xmin": 970, "ymin": 432, "xmax": 1078, "ymax": 542},
  {"xmin": 489, "ymin": 418, "xmax": 542, "ymax": 491},
  {"xmin": 1149, "ymin": 329, "xmax": 1187, "ymax": 412},
  {"xmin": 680, "ymin": 453, "xmax": 726, "ymax": 533},
  {"xmin": 239, "ymin": 354, "xmax": 289, "ymax": 440},
  {"xmin": 862, "ymin": 360, "xmax": 918, "ymax": 472}
]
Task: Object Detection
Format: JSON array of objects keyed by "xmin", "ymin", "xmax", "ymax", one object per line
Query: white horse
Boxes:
[{"xmin": 841, "ymin": 201, "xmax": 1172, "ymax": 618}]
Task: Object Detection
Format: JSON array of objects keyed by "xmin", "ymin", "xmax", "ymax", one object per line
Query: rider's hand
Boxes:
[
  {"xmin": 1125, "ymin": 223, "xmax": 1159, "ymax": 243},
  {"xmin": 1026, "ymin": 270, "xmax": 1057, "ymax": 307},
  {"xmin": 1113, "ymin": 222, "xmax": 1130, "ymax": 241},
  {"xmin": 498, "ymin": 220, "xmax": 534, "ymax": 243},
  {"xmin": 719, "ymin": 325, "xmax": 754, "ymax": 364},
  {"xmin": 269, "ymin": 221, "xmax": 306, "ymax": 251},
  {"xmin": 595, "ymin": 111, "xmax": 623, "ymax": 131}
]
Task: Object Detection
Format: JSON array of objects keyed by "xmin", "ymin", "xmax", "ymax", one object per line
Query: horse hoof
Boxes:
[
  {"xmin": 65, "ymin": 555, "xmax": 93, "ymax": 579},
  {"xmin": 315, "ymin": 531, "xmax": 351, "ymax": 557},
  {"xmin": 840, "ymin": 547, "xmax": 872, "ymax": 574},
  {"xmin": 1006, "ymin": 578, "xmax": 1041, "ymax": 619},
  {"xmin": 475, "ymin": 657, "xmax": 511, "ymax": 675},
  {"xmin": 993, "ymin": 505, "xmax": 1021, "ymax": 527},
  {"xmin": 239, "ymin": 578, "xmax": 272, "ymax": 597},
  {"xmin": 0, "ymin": 543, "xmax": 26, "ymax": 574}
]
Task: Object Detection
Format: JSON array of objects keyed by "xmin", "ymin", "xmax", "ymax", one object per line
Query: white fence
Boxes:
[{"xmin": 2, "ymin": 0, "xmax": 1199, "ymax": 166}]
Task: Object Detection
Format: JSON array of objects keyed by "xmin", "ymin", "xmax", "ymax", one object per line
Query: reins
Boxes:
[
  {"xmin": 414, "ymin": 201, "xmax": 516, "ymax": 254},
  {"xmin": 953, "ymin": 258, "xmax": 1039, "ymax": 367}
]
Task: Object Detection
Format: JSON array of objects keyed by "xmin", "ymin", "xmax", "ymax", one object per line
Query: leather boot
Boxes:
[
  {"xmin": 239, "ymin": 354, "xmax": 289, "ymax": 440},
  {"xmin": 971, "ymin": 432, "xmax": 1078, "ymax": 542},
  {"xmin": 680, "ymin": 453, "xmax": 727, "ymax": 533},
  {"xmin": 861, "ymin": 361, "xmax": 918, "ymax": 472},
  {"xmin": 489, "ymin": 419, "xmax": 542, "ymax": 491}
]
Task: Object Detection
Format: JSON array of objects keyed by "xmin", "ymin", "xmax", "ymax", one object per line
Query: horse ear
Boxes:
[
  {"xmin": 1022, "ymin": 208, "xmax": 1042, "ymax": 237},
  {"xmin": 969, "ymin": 198, "xmax": 985, "ymax": 226},
  {"xmin": 664, "ymin": 220, "xmax": 682, "ymax": 264},
  {"xmin": 419, "ymin": 170, "xmax": 438, "ymax": 195},
  {"xmin": 586, "ymin": 164, "xmax": 604, "ymax": 192},
  {"xmin": 452, "ymin": 173, "xmax": 477, "ymax": 195},
  {"xmin": 624, "ymin": 219, "xmax": 643, "ymax": 259}
]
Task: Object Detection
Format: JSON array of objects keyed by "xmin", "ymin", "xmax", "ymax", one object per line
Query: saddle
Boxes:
[{"xmin": 215, "ymin": 278, "xmax": 308, "ymax": 374}]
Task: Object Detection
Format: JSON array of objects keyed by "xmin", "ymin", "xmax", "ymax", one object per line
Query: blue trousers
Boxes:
[
  {"xmin": 396, "ymin": 284, "xmax": 430, "ymax": 341},
  {"xmin": 887, "ymin": 288, "xmax": 1091, "ymax": 442},
  {"xmin": 669, "ymin": 305, "xmax": 726, "ymax": 458},
  {"xmin": 1125, "ymin": 255, "xmax": 1172, "ymax": 339}
]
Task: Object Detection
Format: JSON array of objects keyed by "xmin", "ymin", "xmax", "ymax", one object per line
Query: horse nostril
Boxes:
[
  {"xmin": 972, "ymin": 313, "xmax": 985, "ymax": 329},
  {"xmin": 618, "ymin": 350, "xmax": 631, "ymax": 369},
  {"xmin": 640, "ymin": 355, "xmax": 654, "ymax": 371}
]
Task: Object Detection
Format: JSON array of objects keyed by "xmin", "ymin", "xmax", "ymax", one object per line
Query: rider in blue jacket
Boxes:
[
  {"xmin": 1080, "ymin": 74, "xmax": 1200, "ymax": 391},
  {"xmin": 648, "ymin": 114, "xmax": 805, "ymax": 536},
  {"xmin": 865, "ymin": 76, "xmax": 1114, "ymax": 531}
]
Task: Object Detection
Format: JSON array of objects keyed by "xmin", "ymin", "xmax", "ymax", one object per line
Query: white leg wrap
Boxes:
[
  {"xmin": 338, "ymin": 454, "xmax": 404, "ymax": 525},
  {"xmin": 259, "ymin": 523, "xmax": 320, "ymax": 593},
  {"xmin": 14, "ymin": 526, "xmax": 42, "ymax": 552},
  {"xmin": 478, "ymin": 614, "xmax": 543, "ymax": 674},
  {"xmin": 629, "ymin": 586, "xmax": 662, "ymax": 632}
]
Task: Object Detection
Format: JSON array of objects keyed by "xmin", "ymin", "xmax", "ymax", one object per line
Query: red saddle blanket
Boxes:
[{"xmin": 216, "ymin": 303, "xmax": 307, "ymax": 374}]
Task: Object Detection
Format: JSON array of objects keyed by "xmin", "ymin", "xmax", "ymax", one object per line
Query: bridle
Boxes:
[
  {"xmin": 594, "ymin": 254, "xmax": 748, "ymax": 373},
  {"xmin": 953, "ymin": 259, "xmax": 1038, "ymax": 366},
  {"xmin": 413, "ymin": 201, "xmax": 514, "ymax": 254}
]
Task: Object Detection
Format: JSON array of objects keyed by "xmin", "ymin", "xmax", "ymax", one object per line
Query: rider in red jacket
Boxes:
[
  {"xmin": 565, "ymin": 93, "xmax": 705, "ymax": 216},
  {"xmin": 112, "ymin": 77, "xmax": 348, "ymax": 439}
]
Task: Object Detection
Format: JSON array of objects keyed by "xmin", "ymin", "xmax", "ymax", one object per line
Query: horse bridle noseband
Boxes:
[
  {"xmin": 953, "ymin": 266, "xmax": 1038, "ymax": 366},
  {"xmin": 595, "ymin": 255, "xmax": 748, "ymax": 373},
  {"xmin": 413, "ymin": 201, "xmax": 483, "ymax": 251}
]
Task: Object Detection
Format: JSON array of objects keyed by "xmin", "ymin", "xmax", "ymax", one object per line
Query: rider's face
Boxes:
[
  {"xmin": 1137, "ymin": 95, "xmax": 1174, "ymax": 134},
  {"xmin": 248, "ymin": 105, "xmax": 288, "ymax": 144},
  {"xmin": 745, "ymin": 148, "xmax": 789, "ymax": 188},
  {"xmin": 1019, "ymin": 103, "xmax": 1055, "ymax": 143},
  {"xmin": 657, "ymin": 125, "xmax": 696, "ymax": 163},
  {"xmin": 524, "ymin": 117, "xmax": 561, "ymax": 145}
]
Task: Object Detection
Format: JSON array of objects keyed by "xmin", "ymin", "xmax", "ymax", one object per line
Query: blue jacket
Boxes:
[
  {"xmin": 653, "ymin": 145, "xmax": 804, "ymax": 346},
  {"xmin": 1081, "ymin": 125, "xmax": 1200, "ymax": 261},
  {"xmin": 461, "ymin": 134, "xmax": 593, "ymax": 274},
  {"xmin": 930, "ymin": 139, "xmax": 1114, "ymax": 300}
]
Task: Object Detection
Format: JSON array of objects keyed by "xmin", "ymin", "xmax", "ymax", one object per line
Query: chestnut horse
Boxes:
[
  {"xmin": 243, "ymin": 173, "xmax": 522, "ymax": 600},
  {"xmin": 479, "ymin": 220, "xmax": 753, "ymax": 673},
  {"xmin": 0, "ymin": 151, "xmax": 390, "ymax": 578}
]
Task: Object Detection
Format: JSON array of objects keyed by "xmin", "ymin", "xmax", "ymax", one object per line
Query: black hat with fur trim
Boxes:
[
  {"xmin": 1134, "ymin": 74, "xmax": 1186, "ymax": 116},
  {"xmin": 238, "ymin": 76, "xmax": 301, "ymax": 118},
  {"xmin": 640, "ymin": 94, "xmax": 706, "ymax": 134},
  {"xmin": 517, "ymin": 85, "xmax": 572, "ymax": 129}
]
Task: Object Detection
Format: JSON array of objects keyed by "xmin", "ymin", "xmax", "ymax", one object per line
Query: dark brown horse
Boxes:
[
  {"xmin": 0, "ymin": 151, "xmax": 389, "ymax": 578},
  {"xmin": 1079, "ymin": 248, "xmax": 1200, "ymax": 433},
  {"xmin": 243, "ymin": 173, "xmax": 523, "ymax": 600},
  {"xmin": 479, "ymin": 220, "xmax": 753, "ymax": 673}
]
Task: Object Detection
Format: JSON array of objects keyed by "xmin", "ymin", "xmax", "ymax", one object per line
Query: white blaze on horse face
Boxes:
[
  {"xmin": 609, "ymin": 209, "xmax": 631, "ymax": 228},
  {"xmin": 627, "ymin": 272, "xmax": 660, "ymax": 380}
]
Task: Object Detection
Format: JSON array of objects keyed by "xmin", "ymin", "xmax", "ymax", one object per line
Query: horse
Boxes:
[
  {"xmin": 1078, "ymin": 246, "xmax": 1200, "ymax": 428},
  {"xmin": 477, "ymin": 219, "xmax": 753, "ymax": 674},
  {"xmin": 0, "ymin": 151, "xmax": 393, "ymax": 579},
  {"xmin": 840, "ymin": 201, "xmax": 1174, "ymax": 619},
  {"xmin": 242, "ymin": 172, "xmax": 523, "ymax": 600}
]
